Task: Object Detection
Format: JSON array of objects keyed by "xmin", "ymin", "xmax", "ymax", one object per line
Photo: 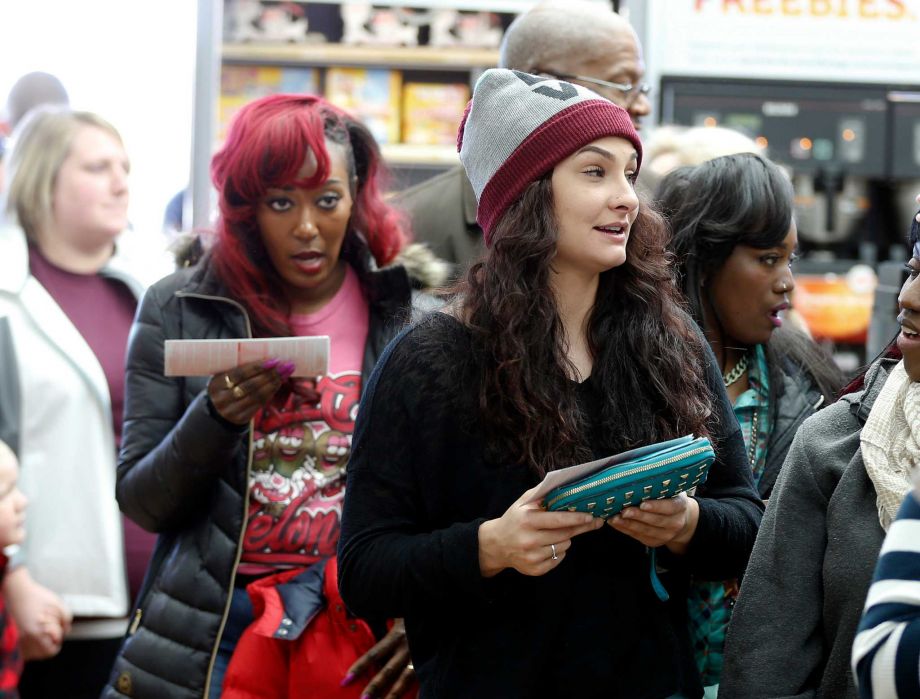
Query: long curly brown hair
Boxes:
[{"xmin": 457, "ymin": 176, "xmax": 713, "ymax": 477}]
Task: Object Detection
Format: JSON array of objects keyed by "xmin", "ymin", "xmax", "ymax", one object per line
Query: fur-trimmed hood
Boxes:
[{"xmin": 393, "ymin": 241, "xmax": 450, "ymax": 291}]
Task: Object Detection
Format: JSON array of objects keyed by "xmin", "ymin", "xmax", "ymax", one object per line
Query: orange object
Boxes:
[{"xmin": 792, "ymin": 271, "xmax": 877, "ymax": 344}]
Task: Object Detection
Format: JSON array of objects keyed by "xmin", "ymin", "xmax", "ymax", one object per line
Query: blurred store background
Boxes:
[
  {"xmin": 3, "ymin": 0, "xmax": 920, "ymax": 369},
  {"xmin": 0, "ymin": 0, "xmax": 198, "ymax": 249}
]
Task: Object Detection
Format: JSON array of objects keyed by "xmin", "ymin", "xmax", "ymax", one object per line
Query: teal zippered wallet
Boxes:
[{"xmin": 543, "ymin": 435, "xmax": 715, "ymax": 518}]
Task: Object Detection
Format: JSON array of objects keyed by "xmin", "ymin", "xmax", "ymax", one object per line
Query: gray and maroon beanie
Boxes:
[{"xmin": 457, "ymin": 68, "xmax": 642, "ymax": 245}]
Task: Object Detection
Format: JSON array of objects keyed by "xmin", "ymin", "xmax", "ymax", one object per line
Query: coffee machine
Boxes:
[
  {"xmin": 655, "ymin": 77, "xmax": 920, "ymax": 364},
  {"xmin": 657, "ymin": 77, "xmax": 895, "ymax": 260}
]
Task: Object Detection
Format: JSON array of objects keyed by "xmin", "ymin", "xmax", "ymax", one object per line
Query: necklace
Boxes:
[
  {"xmin": 748, "ymin": 407, "xmax": 759, "ymax": 468},
  {"xmin": 722, "ymin": 353, "xmax": 749, "ymax": 388}
]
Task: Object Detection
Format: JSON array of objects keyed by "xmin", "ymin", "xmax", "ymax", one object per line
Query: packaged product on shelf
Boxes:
[
  {"xmin": 226, "ymin": 0, "xmax": 311, "ymax": 43},
  {"xmin": 430, "ymin": 10, "xmax": 504, "ymax": 49},
  {"xmin": 340, "ymin": 5, "xmax": 420, "ymax": 46},
  {"xmin": 402, "ymin": 82, "xmax": 470, "ymax": 146},
  {"xmin": 325, "ymin": 67, "xmax": 402, "ymax": 145},
  {"xmin": 219, "ymin": 65, "xmax": 319, "ymax": 141},
  {"xmin": 455, "ymin": 11, "xmax": 504, "ymax": 48}
]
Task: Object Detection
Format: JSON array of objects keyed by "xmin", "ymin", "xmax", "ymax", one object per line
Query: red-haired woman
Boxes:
[{"xmin": 101, "ymin": 94, "xmax": 442, "ymax": 699}]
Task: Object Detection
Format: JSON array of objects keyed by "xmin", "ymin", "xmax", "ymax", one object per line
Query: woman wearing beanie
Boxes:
[{"xmin": 338, "ymin": 69, "xmax": 763, "ymax": 699}]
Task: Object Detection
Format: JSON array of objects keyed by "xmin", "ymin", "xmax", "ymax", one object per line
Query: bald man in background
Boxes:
[{"xmin": 397, "ymin": 0, "xmax": 651, "ymax": 276}]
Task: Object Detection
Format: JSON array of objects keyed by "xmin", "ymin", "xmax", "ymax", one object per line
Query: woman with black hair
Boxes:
[
  {"xmin": 338, "ymin": 69, "xmax": 763, "ymax": 699},
  {"xmin": 719, "ymin": 207, "xmax": 920, "ymax": 699},
  {"xmin": 656, "ymin": 153, "xmax": 845, "ymax": 692}
]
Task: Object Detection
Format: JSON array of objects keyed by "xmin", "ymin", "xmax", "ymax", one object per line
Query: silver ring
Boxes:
[{"xmin": 550, "ymin": 543, "xmax": 558, "ymax": 561}]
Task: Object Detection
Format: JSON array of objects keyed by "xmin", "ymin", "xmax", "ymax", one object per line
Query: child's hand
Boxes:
[{"xmin": 3, "ymin": 566, "xmax": 72, "ymax": 660}]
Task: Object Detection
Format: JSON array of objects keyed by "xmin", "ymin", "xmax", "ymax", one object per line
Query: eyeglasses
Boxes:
[{"xmin": 544, "ymin": 71, "xmax": 652, "ymax": 108}]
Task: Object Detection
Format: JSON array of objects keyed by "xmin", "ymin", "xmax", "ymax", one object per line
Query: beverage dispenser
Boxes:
[{"xmin": 658, "ymin": 78, "xmax": 889, "ymax": 260}]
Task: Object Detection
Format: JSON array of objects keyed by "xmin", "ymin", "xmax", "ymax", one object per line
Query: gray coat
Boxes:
[
  {"xmin": 720, "ymin": 359, "xmax": 893, "ymax": 699},
  {"xmin": 396, "ymin": 165, "xmax": 482, "ymax": 277}
]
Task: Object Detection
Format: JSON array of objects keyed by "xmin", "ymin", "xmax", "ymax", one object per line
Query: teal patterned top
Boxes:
[
  {"xmin": 687, "ymin": 344, "xmax": 772, "ymax": 686},
  {"xmin": 733, "ymin": 345, "xmax": 773, "ymax": 488}
]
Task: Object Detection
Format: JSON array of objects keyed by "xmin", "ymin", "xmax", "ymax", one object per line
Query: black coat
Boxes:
[
  {"xmin": 102, "ymin": 257, "xmax": 422, "ymax": 699},
  {"xmin": 758, "ymin": 355, "xmax": 827, "ymax": 499},
  {"xmin": 338, "ymin": 313, "xmax": 764, "ymax": 699}
]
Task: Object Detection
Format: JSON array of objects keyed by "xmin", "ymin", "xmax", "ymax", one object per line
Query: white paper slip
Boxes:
[
  {"xmin": 164, "ymin": 337, "xmax": 330, "ymax": 377},
  {"xmin": 526, "ymin": 434, "xmax": 695, "ymax": 505}
]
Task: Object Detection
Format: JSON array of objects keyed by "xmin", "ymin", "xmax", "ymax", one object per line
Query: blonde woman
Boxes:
[{"xmin": 0, "ymin": 107, "xmax": 169, "ymax": 698}]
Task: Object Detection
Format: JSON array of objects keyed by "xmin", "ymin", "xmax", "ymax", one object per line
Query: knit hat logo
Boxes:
[
  {"xmin": 513, "ymin": 71, "xmax": 579, "ymax": 102},
  {"xmin": 457, "ymin": 68, "xmax": 642, "ymax": 245}
]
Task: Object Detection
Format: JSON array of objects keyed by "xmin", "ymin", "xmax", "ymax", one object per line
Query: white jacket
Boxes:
[{"xmin": 0, "ymin": 221, "xmax": 171, "ymax": 636}]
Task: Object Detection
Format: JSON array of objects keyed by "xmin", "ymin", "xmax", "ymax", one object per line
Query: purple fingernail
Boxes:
[
  {"xmin": 280, "ymin": 361, "xmax": 296, "ymax": 376},
  {"xmin": 263, "ymin": 358, "xmax": 280, "ymax": 369},
  {"xmin": 340, "ymin": 673, "xmax": 355, "ymax": 687}
]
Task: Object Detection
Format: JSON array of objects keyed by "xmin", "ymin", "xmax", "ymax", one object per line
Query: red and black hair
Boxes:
[{"xmin": 209, "ymin": 93, "xmax": 407, "ymax": 336}]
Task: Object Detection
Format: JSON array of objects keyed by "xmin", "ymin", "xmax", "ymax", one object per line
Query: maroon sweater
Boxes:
[{"xmin": 28, "ymin": 245, "xmax": 156, "ymax": 601}]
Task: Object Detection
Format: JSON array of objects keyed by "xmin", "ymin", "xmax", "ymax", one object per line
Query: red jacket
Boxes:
[
  {"xmin": 222, "ymin": 558, "xmax": 375, "ymax": 699},
  {"xmin": 0, "ymin": 556, "xmax": 20, "ymax": 699}
]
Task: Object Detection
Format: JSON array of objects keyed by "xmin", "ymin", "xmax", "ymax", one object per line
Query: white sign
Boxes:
[{"xmin": 649, "ymin": 0, "xmax": 920, "ymax": 84}]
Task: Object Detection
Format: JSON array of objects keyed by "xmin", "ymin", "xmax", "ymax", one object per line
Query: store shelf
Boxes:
[
  {"xmin": 381, "ymin": 143, "xmax": 460, "ymax": 166},
  {"xmin": 257, "ymin": 0, "xmax": 538, "ymax": 10},
  {"xmin": 223, "ymin": 42, "xmax": 499, "ymax": 70}
]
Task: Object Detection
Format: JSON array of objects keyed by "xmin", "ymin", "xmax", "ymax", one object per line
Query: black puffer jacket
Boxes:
[{"xmin": 102, "ymin": 254, "xmax": 436, "ymax": 699}]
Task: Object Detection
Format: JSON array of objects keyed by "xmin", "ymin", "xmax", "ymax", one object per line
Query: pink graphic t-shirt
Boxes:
[{"xmin": 241, "ymin": 266, "xmax": 369, "ymax": 570}]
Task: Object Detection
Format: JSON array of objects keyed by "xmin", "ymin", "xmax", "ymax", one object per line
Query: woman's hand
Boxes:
[
  {"xmin": 207, "ymin": 359, "xmax": 295, "ymax": 425},
  {"xmin": 2, "ymin": 567, "xmax": 72, "ymax": 660},
  {"xmin": 608, "ymin": 492, "xmax": 700, "ymax": 554},
  {"xmin": 478, "ymin": 484, "xmax": 604, "ymax": 578},
  {"xmin": 342, "ymin": 619, "xmax": 415, "ymax": 699}
]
